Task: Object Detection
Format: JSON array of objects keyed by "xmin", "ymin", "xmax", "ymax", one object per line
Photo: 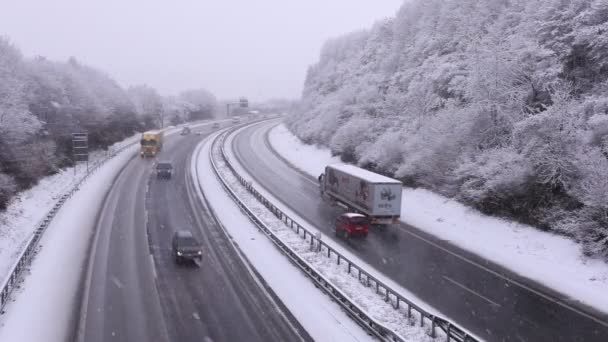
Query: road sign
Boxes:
[{"xmin": 72, "ymin": 133, "xmax": 89, "ymax": 163}]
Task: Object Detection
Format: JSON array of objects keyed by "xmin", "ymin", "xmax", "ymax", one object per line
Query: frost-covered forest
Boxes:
[
  {"xmin": 288, "ymin": 0, "xmax": 608, "ymax": 257},
  {"xmin": 0, "ymin": 38, "xmax": 217, "ymax": 209}
]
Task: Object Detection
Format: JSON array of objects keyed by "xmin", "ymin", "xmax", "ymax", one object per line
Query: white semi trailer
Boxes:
[{"xmin": 319, "ymin": 164, "xmax": 402, "ymax": 224}]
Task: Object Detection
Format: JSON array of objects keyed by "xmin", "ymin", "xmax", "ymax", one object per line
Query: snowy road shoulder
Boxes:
[
  {"xmin": 0, "ymin": 145, "xmax": 138, "ymax": 342},
  {"xmin": 268, "ymin": 123, "xmax": 608, "ymax": 316}
]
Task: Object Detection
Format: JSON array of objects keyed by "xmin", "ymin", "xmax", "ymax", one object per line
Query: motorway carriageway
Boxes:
[{"xmin": 231, "ymin": 120, "xmax": 608, "ymax": 342}]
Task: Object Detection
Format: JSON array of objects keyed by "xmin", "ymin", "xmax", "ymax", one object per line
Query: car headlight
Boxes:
[
  {"xmin": 177, "ymin": 251, "xmax": 182, "ymax": 256},
  {"xmin": 197, "ymin": 251, "xmax": 202, "ymax": 255}
]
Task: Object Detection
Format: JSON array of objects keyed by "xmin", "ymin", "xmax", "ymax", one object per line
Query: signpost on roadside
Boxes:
[
  {"xmin": 71, "ymin": 133, "xmax": 89, "ymax": 175},
  {"xmin": 226, "ymin": 97, "xmax": 249, "ymax": 117}
]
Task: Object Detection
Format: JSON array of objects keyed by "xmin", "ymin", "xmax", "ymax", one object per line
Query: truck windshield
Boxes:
[
  {"xmin": 141, "ymin": 139, "xmax": 157, "ymax": 146},
  {"xmin": 157, "ymin": 163, "xmax": 172, "ymax": 169}
]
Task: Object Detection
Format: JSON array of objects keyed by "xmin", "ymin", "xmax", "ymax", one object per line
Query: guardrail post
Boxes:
[
  {"xmin": 337, "ymin": 255, "xmax": 341, "ymax": 265},
  {"xmin": 446, "ymin": 323, "xmax": 451, "ymax": 342},
  {"xmin": 407, "ymin": 304, "xmax": 411, "ymax": 318},
  {"xmin": 347, "ymin": 262, "xmax": 351, "ymax": 274},
  {"xmin": 430, "ymin": 317, "xmax": 436, "ymax": 338},
  {"xmin": 385, "ymin": 289, "xmax": 389, "ymax": 302},
  {"xmin": 327, "ymin": 247, "xmax": 331, "ymax": 258},
  {"xmin": 395, "ymin": 297, "xmax": 400, "ymax": 309}
]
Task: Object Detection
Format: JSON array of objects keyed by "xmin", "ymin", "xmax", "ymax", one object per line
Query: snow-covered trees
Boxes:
[
  {"xmin": 178, "ymin": 89, "xmax": 218, "ymax": 121},
  {"xmin": 0, "ymin": 37, "xmax": 218, "ymax": 210},
  {"xmin": 288, "ymin": 0, "xmax": 608, "ymax": 258},
  {"xmin": 128, "ymin": 85, "xmax": 164, "ymax": 127}
]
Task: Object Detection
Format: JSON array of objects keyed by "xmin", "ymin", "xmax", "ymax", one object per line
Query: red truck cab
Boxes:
[{"xmin": 335, "ymin": 213, "xmax": 369, "ymax": 238}]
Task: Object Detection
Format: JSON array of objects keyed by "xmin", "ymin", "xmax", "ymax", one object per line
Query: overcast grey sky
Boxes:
[{"xmin": 0, "ymin": 0, "xmax": 403, "ymax": 101}]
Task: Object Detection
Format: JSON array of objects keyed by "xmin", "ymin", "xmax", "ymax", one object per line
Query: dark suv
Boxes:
[
  {"xmin": 335, "ymin": 213, "xmax": 369, "ymax": 238},
  {"xmin": 172, "ymin": 230, "xmax": 203, "ymax": 265},
  {"xmin": 156, "ymin": 161, "xmax": 173, "ymax": 179}
]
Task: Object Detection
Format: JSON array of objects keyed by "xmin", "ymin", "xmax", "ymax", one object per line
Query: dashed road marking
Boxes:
[
  {"xmin": 111, "ymin": 276, "xmax": 123, "ymax": 289},
  {"xmin": 443, "ymin": 275, "xmax": 502, "ymax": 308},
  {"xmin": 149, "ymin": 254, "xmax": 157, "ymax": 279}
]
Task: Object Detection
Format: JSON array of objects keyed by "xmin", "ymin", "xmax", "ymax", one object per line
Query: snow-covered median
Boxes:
[
  {"xmin": 0, "ymin": 144, "xmax": 138, "ymax": 341},
  {"xmin": 269, "ymin": 123, "xmax": 608, "ymax": 315},
  {"xmin": 194, "ymin": 134, "xmax": 375, "ymax": 342},
  {"xmin": 209, "ymin": 132, "xmax": 438, "ymax": 341}
]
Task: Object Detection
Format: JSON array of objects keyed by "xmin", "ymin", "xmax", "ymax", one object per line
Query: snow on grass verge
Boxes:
[
  {"xmin": 0, "ymin": 144, "xmax": 138, "ymax": 342},
  {"xmin": 269, "ymin": 123, "xmax": 608, "ymax": 315},
  {"xmin": 0, "ymin": 135, "xmax": 138, "ymax": 284},
  {"xmin": 212, "ymin": 133, "xmax": 438, "ymax": 342}
]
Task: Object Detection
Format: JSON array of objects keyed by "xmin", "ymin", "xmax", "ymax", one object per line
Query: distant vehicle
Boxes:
[
  {"xmin": 180, "ymin": 127, "xmax": 191, "ymax": 135},
  {"xmin": 232, "ymin": 116, "xmax": 240, "ymax": 124},
  {"xmin": 140, "ymin": 130, "xmax": 164, "ymax": 158},
  {"xmin": 319, "ymin": 164, "xmax": 402, "ymax": 225},
  {"xmin": 172, "ymin": 230, "xmax": 202, "ymax": 264},
  {"xmin": 156, "ymin": 161, "xmax": 173, "ymax": 179},
  {"xmin": 195, "ymin": 131, "xmax": 202, "ymax": 135},
  {"xmin": 212, "ymin": 122, "xmax": 221, "ymax": 129},
  {"xmin": 335, "ymin": 213, "xmax": 369, "ymax": 238}
]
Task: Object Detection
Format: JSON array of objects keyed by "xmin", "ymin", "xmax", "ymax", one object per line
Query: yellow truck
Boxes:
[{"xmin": 140, "ymin": 130, "xmax": 164, "ymax": 158}]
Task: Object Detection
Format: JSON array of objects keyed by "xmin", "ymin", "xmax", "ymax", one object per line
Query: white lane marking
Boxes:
[
  {"xmin": 111, "ymin": 276, "xmax": 124, "ymax": 289},
  {"xmin": 149, "ymin": 254, "xmax": 157, "ymax": 279},
  {"xmin": 442, "ymin": 275, "xmax": 502, "ymax": 308}
]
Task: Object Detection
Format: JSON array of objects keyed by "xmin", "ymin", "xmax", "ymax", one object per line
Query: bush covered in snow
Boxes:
[
  {"xmin": 0, "ymin": 37, "xmax": 217, "ymax": 209},
  {"xmin": 287, "ymin": 0, "xmax": 608, "ymax": 258}
]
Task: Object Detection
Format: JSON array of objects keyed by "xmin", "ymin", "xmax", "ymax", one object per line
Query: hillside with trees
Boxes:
[
  {"xmin": 287, "ymin": 0, "xmax": 608, "ymax": 258},
  {"xmin": 0, "ymin": 37, "xmax": 217, "ymax": 209}
]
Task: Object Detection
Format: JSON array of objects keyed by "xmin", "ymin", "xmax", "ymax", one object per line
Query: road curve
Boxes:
[
  {"xmin": 231, "ymin": 119, "xmax": 608, "ymax": 342},
  {"xmin": 77, "ymin": 123, "xmax": 311, "ymax": 342}
]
